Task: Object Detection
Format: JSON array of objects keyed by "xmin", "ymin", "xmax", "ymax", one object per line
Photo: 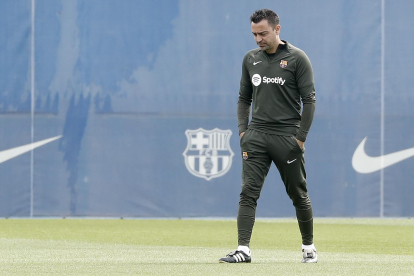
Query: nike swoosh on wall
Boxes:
[
  {"xmin": 0, "ymin": 136, "xmax": 62, "ymax": 164},
  {"xmin": 352, "ymin": 137, "xmax": 414, "ymax": 173}
]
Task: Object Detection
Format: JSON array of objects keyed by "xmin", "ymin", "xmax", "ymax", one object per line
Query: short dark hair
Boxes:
[{"xmin": 250, "ymin": 9, "xmax": 279, "ymax": 28}]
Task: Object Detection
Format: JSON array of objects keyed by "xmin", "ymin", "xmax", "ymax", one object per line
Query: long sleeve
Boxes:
[
  {"xmin": 296, "ymin": 91, "xmax": 316, "ymax": 142},
  {"xmin": 237, "ymin": 54, "xmax": 253, "ymax": 135},
  {"xmin": 295, "ymin": 50, "xmax": 316, "ymax": 142},
  {"xmin": 237, "ymin": 101, "xmax": 251, "ymax": 135}
]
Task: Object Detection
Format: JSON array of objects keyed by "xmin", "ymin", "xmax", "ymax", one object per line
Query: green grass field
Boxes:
[{"xmin": 0, "ymin": 218, "xmax": 413, "ymax": 275}]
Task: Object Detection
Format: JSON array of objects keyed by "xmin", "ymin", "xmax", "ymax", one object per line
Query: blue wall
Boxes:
[{"xmin": 1, "ymin": 0, "xmax": 413, "ymax": 217}]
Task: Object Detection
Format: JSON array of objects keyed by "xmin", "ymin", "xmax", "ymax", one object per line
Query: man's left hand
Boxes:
[{"xmin": 295, "ymin": 138, "xmax": 304, "ymax": 150}]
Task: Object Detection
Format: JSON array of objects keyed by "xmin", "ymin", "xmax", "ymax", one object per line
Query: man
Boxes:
[{"xmin": 219, "ymin": 9, "xmax": 317, "ymax": 263}]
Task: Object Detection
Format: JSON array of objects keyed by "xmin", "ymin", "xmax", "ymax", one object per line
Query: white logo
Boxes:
[
  {"xmin": 0, "ymin": 136, "xmax": 62, "ymax": 164},
  {"xmin": 352, "ymin": 137, "xmax": 414, "ymax": 173},
  {"xmin": 287, "ymin": 159, "xmax": 297, "ymax": 164},
  {"xmin": 253, "ymin": 61, "xmax": 262, "ymax": 65},
  {"xmin": 263, "ymin": 76, "xmax": 285, "ymax": 85},
  {"xmin": 233, "ymin": 252, "xmax": 246, "ymax": 262},
  {"xmin": 252, "ymin": 74, "xmax": 261, "ymax": 86},
  {"xmin": 183, "ymin": 128, "xmax": 234, "ymax": 181},
  {"xmin": 251, "ymin": 74, "xmax": 285, "ymax": 86}
]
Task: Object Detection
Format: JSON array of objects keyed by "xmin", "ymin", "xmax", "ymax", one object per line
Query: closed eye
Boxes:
[{"xmin": 252, "ymin": 31, "xmax": 268, "ymax": 37}]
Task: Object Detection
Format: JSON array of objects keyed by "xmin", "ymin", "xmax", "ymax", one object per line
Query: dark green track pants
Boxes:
[{"xmin": 238, "ymin": 128, "xmax": 314, "ymax": 246}]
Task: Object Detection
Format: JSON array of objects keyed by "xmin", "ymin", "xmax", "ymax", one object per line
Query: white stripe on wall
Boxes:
[
  {"xmin": 30, "ymin": 0, "xmax": 36, "ymax": 218},
  {"xmin": 380, "ymin": 0, "xmax": 385, "ymax": 218}
]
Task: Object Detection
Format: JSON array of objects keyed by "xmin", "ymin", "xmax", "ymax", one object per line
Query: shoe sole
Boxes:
[
  {"xmin": 219, "ymin": 260, "xmax": 251, "ymax": 263},
  {"xmin": 302, "ymin": 258, "xmax": 318, "ymax": 263}
]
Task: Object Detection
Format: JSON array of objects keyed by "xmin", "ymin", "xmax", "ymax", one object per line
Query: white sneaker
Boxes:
[{"xmin": 301, "ymin": 248, "xmax": 318, "ymax": 263}]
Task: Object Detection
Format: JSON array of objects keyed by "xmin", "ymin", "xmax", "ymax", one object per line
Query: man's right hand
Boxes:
[{"xmin": 240, "ymin": 132, "xmax": 245, "ymax": 139}]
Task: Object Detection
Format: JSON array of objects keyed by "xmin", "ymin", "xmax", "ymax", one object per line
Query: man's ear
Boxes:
[{"xmin": 275, "ymin": 25, "xmax": 281, "ymax": 35}]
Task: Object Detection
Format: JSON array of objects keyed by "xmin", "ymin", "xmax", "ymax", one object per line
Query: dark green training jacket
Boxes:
[{"xmin": 238, "ymin": 40, "xmax": 316, "ymax": 142}]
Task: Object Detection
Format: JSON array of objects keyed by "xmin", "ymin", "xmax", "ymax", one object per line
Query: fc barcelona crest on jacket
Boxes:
[
  {"xmin": 280, "ymin": 60, "xmax": 288, "ymax": 68},
  {"xmin": 183, "ymin": 128, "xmax": 234, "ymax": 181}
]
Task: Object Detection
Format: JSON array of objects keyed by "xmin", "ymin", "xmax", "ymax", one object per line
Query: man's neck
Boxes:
[{"xmin": 266, "ymin": 38, "xmax": 284, "ymax": 54}]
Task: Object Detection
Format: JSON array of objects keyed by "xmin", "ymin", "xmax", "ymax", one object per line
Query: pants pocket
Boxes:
[
  {"xmin": 240, "ymin": 128, "xmax": 250, "ymax": 145},
  {"xmin": 291, "ymin": 136, "xmax": 305, "ymax": 152}
]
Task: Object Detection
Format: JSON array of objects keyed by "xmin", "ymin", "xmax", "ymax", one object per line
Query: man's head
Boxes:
[
  {"xmin": 250, "ymin": 9, "xmax": 281, "ymax": 53},
  {"xmin": 250, "ymin": 9, "xmax": 280, "ymax": 28}
]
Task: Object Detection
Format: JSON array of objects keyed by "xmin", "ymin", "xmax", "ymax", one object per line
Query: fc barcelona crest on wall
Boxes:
[{"xmin": 183, "ymin": 128, "xmax": 234, "ymax": 181}]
